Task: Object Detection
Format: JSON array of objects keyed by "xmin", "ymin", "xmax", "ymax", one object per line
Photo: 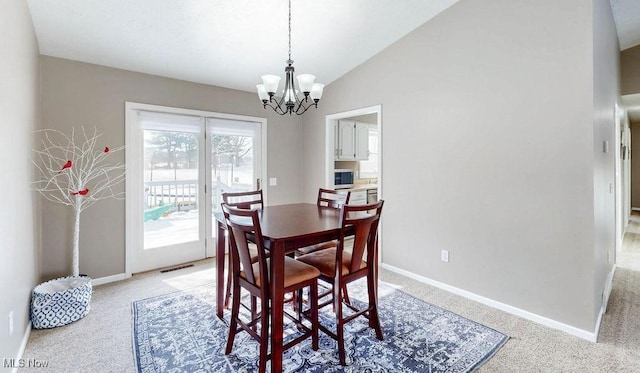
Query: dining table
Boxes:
[{"xmin": 215, "ymin": 202, "xmax": 365, "ymax": 373}]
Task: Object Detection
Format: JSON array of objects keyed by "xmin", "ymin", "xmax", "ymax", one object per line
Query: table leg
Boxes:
[
  {"xmin": 270, "ymin": 241, "xmax": 285, "ymax": 373},
  {"xmin": 216, "ymin": 220, "xmax": 225, "ymax": 319}
]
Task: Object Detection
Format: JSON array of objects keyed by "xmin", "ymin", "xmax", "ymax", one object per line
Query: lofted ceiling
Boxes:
[
  {"xmin": 26, "ymin": 0, "xmax": 460, "ymax": 93},
  {"xmin": 25, "ymin": 1, "xmax": 640, "ymax": 110},
  {"xmin": 610, "ymin": 0, "xmax": 640, "ymax": 123},
  {"xmin": 610, "ymin": 0, "xmax": 640, "ymax": 51}
]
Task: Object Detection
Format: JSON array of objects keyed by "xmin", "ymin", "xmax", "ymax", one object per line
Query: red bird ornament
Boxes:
[
  {"xmin": 58, "ymin": 160, "xmax": 72, "ymax": 173},
  {"xmin": 104, "ymin": 146, "xmax": 109, "ymax": 153},
  {"xmin": 70, "ymin": 188, "xmax": 89, "ymax": 196}
]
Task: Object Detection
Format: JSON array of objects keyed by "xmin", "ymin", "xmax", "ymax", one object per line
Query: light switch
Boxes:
[
  {"xmin": 269, "ymin": 177, "xmax": 277, "ymax": 186},
  {"xmin": 441, "ymin": 250, "xmax": 449, "ymax": 263},
  {"xmin": 603, "ymin": 140, "xmax": 609, "ymax": 153}
]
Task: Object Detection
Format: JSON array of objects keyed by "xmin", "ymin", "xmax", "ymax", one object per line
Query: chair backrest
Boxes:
[
  {"xmin": 338, "ymin": 200, "xmax": 384, "ymax": 274},
  {"xmin": 221, "ymin": 203, "xmax": 269, "ymax": 290},
  {"xmin": 222, "ymin": 190, "xmax": 264, "ymax": 210},
  {"xmin": 317, "ymin": 188, "xmax": 351, "ymax": 208}
]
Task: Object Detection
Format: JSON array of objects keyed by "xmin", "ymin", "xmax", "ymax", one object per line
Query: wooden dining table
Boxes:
[{"xmin": 215, "ymin": 203, "xmax": 354, "ymax": 373}]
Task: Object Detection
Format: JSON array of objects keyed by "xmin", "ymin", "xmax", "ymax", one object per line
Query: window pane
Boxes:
[
  {"xmin": 211, "ymin": 133, "xmax": 255, "ymax": 212},
  {"xmin": 143, "ymin": 129, "xmax": 199, "ymax": 249},
  {"xmin": 360, "ymin": 127, "xmax": 378, "ymax": 179}
]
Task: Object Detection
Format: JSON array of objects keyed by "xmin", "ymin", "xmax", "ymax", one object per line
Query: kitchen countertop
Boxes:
[{"xmin": 341, "ymin": 184, "xmax": 378, "ymax": 192}]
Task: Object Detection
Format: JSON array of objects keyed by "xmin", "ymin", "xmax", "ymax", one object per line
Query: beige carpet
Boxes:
[{"xmin": 20, "ymin": 216, "xmax": 640, "ymax": 372}]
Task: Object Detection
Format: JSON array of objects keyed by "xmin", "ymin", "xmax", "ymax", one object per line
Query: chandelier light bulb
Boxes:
[
  {"xmin": 256, "ymin": 84, "xmax": 269, "ymax": 101},
  {"xmin": 261, "ymin": 75, "xmax": 281, "ymax": 95},
  {"xmin": 310, "ymin": 83, "xmax": 324, "ymax": 101},
  {"xmin": 284, "ymin": 88, "xmax": 296, "ymax": 103},
  {"xmin": 296, "ymin": 74, "xmax": 316, "ymax": 94}
]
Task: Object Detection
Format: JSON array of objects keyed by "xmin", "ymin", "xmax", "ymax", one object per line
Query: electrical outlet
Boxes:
[
  {"xmin": 441, "ymin": 250, "xmax": 449, "ymax": 263},
  {"xmin": 269, "ymin": 177, "xmax": 277, "ymax": 186},
  {"xmin": 8, "ymin": 311, "xmax": 13, "ymax": 337}
]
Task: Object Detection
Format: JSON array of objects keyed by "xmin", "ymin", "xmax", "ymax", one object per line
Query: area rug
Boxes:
[{"xmin": 132, "ymin": 281, "xmax": 508, "ymax": 372}]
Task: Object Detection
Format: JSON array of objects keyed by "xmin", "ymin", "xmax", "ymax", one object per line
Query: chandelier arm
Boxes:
[
  {"xmin": 273, "ymin": 100, "xmax": 289, "ymax": 115},
  {"xmin": 263, "ymin": 100, "xmax": 288, "ymax": 115},
  {"xmin": 294, "ymin": 100, "xmax": 316, "ymax": 115}
]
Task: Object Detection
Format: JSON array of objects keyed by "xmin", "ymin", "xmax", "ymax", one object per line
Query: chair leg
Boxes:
[
  {"xmin": 225, "ymin": 281, "xmax": 241, "ymax": 355},
  {"xmin": 296, "ymin": 289, "xmax": 303, "ymax": 321},
  {"xmin": 334, "ymin": 279, "xmax": 346, "ymax": 365},
  {"xmin": 292, "ymin": 290, "xmax": 299, "ymax": 313},
  {"xmin": 224, "ymin": 254, "xmax": 233, "ymax": 308},
  {"xmin": 258, "ymin": 295, "xmax": 269, "ymax": 373},
  {"xmin": 367, "ymin": 273, "xmax": 383, "ymax": 340},
  {"xmin": 251, "ymin": 296, "xmax": 258, "ymax": 332},
  {"xmin": 310, "ymin": 281, "xmax": 319, "ymax": 351},
  {"xmin": 342, "ymin": 284, "xmax": 350, "ymax": 305}
]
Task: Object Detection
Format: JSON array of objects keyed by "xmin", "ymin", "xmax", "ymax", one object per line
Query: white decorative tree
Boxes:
[{"xmin": 32, "ymin": 127, "xmax": 125, "ymax": 277}]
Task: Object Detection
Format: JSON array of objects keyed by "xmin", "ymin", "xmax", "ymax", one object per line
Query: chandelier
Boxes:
[{"xmin": 256, "ymin": 0, "xmax": 324, "ymax": 115}]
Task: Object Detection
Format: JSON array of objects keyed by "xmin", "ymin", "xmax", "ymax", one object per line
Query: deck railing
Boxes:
[
  {"xmin": 145, "ymin": 180, "xmax": 198, "ymax": 210},
  {"xmin": 145, "ymin": 179, "xmax": 253, "ymax": 213}
]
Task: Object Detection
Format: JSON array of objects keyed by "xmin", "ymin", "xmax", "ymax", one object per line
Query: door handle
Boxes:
[{"xmin": 257, "ymin": 178, "xmax": 261, "ymax": 190}]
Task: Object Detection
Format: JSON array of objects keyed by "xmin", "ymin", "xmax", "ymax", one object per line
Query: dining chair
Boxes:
[
  {"xmin": 222, "ymin": 189, "xmax": 264, "ymax": 209},
  {"xmin": 296, "ymin": 200, "xmax": 384, "ymax": 366},
  {"xmin": 295, "ymin": 188, "xmax": 351, "ymax": 256},
  {"xmin": 222, "ymin": 204, "xmax": 320, "ymax": 373},
  {"xmin": 221, "ymin": 190, "xmax": 264, "ymax": 309}
]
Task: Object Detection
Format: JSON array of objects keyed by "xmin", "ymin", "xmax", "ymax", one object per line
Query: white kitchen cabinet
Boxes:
[
  {"xmin": 349, "ymin": 190, "xmax": 367, "ymax": 205},
  {"xmin": 336, "ymin": 120, "xmax": 369, "ymax": 160},
  {"xmin": 355, "ymin": 123, "xmax": 369, "ymax": 160}
]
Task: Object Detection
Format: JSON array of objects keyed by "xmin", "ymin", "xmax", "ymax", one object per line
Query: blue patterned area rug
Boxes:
[{"xmin": 132, "ymin": 281, "xmax": 508, "ymax": 372}]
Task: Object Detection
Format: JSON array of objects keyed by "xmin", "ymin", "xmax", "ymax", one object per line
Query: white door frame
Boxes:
[
  {"xmin": 325, "ymin": 104, "xmax": 383, "ymax": 258},
  {"xmin": 325, "ymin": 105, "xmax": 382, "ymax": 189},
  {"xmin": 615, "ymin": 103, "xmax": 623, "ymax": 258},
  {"xmin": 125, "ymin": 102, "xmax": 267, "ymax": 275}
]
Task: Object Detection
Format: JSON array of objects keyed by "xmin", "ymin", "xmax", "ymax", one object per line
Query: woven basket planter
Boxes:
[{"xmin": 30, "ymin": 276, "xmax": 92, "ymax": 329}]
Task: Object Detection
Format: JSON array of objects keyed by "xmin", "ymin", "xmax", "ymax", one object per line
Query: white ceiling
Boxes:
[
  {"xmin": 610, "ymin": 0, "xmax": 640, "ymax": 51},
  {"xmin": 609, "ymin": 0, "xmax": 640, "ymax": 122},
  {"xmin": 26, "ymin": 0, "xmax": 460, "ymax": 93},
  {"xmin": 622, "ymin": 94, "xmax": 640, "ymax": 122},
  {"xmin": 25, "ymin": 0, "xmax": 640, "ymax": 104}
]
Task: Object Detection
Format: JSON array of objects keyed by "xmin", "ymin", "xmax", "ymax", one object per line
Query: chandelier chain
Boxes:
[{"xmin": 288, "ymin": 0, "xmax": 292, "ymax": 61}]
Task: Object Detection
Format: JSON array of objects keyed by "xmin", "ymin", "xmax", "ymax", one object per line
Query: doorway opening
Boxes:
[{"xmin": 325, "ymin": 104, "xmax": 383, "ymax": 254}]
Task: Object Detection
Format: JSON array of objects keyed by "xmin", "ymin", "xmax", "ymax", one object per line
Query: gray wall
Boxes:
[
  {"xmin": 621, "ymin": 44, "xmax": 640, "ymax": 212},
  {"xmin": 302, "ymin": 0, "xmax": 609, "ymax": 332},
  {"xmin": 39, "ymin": 56, "xmax": 303, "ymax": 279},
  {"xmin": 621, "ymin": 44, "xmax": 640, "ymax": 95},
  {"xmin": 0, "ymin": 0, "xmax": 40, "ymax": 366},
  {"xmin": 592, "ymin": 0, "xmax": 620, "ymax": 326},
  {"xmin": 631, "ymin": 122, "xmax": 640, "ymax": 207}
]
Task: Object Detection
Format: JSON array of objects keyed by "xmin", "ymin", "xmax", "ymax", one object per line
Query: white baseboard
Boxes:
[
  {"xmin": 91, "ymin": 272, "xmax": 130, "ymax": 286},
  {"xmin": 631, "ymin": 207, "xmax": 640, "ymax": 211},
  {"xmin": 594, "ymin": 265, "xmax": 616, "ymax": 342},
  {"xmin": 601, "ymin": 265, "xmax": 616, "ymax": 314},
  {"xmin": 11, "ymin": 322, "xmax": 31, "ymax": 373},
  {"xmin": 380, "ymin": 263, "xmax": 598, "ymax": 342}
]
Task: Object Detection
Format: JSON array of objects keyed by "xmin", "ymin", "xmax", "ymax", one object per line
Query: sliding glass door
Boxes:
[{"xmin": 126, "ymin": 103, "xmax": 265, "ymax": 273}]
